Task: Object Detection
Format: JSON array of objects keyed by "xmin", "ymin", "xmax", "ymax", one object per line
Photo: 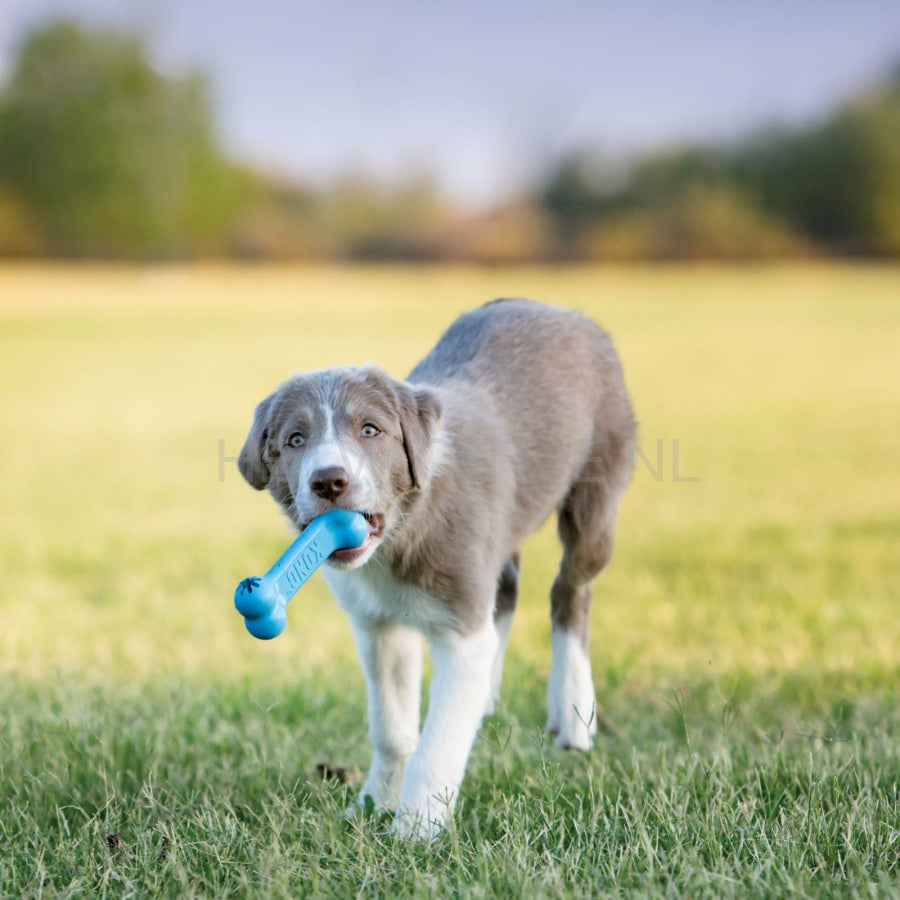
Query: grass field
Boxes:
[{"xmin": 1, "ymin": 263, "xmax": 899, "ymax": 897}]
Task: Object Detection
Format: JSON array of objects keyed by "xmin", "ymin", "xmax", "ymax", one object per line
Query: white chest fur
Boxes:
[{"xmin": 322, "ymin": 557, "xmax": 453, "ymax": 635}]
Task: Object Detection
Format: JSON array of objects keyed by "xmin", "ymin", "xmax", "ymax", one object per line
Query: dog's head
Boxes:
[{"xmin": 238, "ymin": 366, "xmax": 442, "ymax": 568}]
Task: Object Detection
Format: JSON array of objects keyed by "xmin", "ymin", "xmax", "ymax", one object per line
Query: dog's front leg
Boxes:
[
  {"xmin": 393, "ymin": 621, "xmax": 497, "ymax": 839},
  {"xmin": 350, "ymin": 618, "xmax": 422, "ymax": 812}
]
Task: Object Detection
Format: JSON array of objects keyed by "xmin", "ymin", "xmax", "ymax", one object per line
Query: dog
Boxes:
[{"xmin": 238, "ymin": 298, "xmax": 635, "ymax": 838}]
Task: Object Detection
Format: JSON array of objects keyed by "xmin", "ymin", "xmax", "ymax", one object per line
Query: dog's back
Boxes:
[{"xmin": 409, "ymin": 298, "xmax": 635, "ymax": 546}]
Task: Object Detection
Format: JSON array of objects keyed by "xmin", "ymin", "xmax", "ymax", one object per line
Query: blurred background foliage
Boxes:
[{"xmin": 1, "ymin": 19, "xmax": 898, "ymax": 262}]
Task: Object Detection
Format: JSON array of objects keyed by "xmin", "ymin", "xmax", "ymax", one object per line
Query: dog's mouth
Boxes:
[
  {"xmin": 298, "ymin": 511, "xmax": 384, "ymax": 566},
  {"xmin": 329, "ymin": 511, "xmax": 383, "ymax": 563}
]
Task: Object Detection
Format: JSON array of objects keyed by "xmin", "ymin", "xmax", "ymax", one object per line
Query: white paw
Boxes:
[
  {"xmin": 393, "ymin": 760, "xmax": 457, "ymax": 840},
  {"xmin": 391, "ymin": 796, "xmax": 453, "ymax": 841},
  {"xmin": 547, "ymin": 628, "xmax": 597, "ymax": 751},
  {"xmin": 350, "ymin": 753, "xmax": 408, "ymax": 813},
  {"xmin": 553, "ymin": 698, "xmax": 597, "ymax": 750}
]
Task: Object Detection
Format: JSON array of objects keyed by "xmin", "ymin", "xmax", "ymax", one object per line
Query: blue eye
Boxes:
[
  {"xmin": 287, "ymin": 432, "xmax": 305, "ymax": 448},
  {"xmin": 361, "ymin": 424, "xmax": 381, "ymax": 438}
]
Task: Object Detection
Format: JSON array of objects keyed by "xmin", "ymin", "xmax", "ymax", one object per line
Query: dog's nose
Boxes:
[{"xmin": 309, "ymin": 466, "xmax": 350, "ymax": 500}]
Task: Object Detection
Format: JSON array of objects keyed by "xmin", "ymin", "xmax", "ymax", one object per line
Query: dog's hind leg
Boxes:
[
  {"xmin": 547, "ymin": 444, "xmax": 630, "ymax": 750},
  {"xmin": 484, "ymin": 551, "xmax": 520, "ymax": 717}
]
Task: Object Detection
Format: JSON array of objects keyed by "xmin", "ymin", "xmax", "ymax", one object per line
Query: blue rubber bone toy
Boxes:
[{"xmin": 234, "ymin": 509, "xmax": 368, "ymax": 639}]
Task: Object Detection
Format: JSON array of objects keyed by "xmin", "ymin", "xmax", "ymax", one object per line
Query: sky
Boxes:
[{"xmin": 1, "ymin": 0, "xmax": 899, "ymax": 205}]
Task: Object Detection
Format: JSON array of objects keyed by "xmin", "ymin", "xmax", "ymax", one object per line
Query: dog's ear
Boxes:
[
  {"xmin": 238, "ymin": 393, "xmax": 276, "ymax": 490},
  {"xmin": 395, "ymin": 381, "xmax": 442, "ymax": 490}
]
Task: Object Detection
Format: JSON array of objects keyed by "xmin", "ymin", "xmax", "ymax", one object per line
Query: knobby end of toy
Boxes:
[
  {"xmin": 237, "ymin": 576, "xmax": 260, "ymax": 596},
  {"xmin": 234, "ymin": 575, "xmax": 277, "ymax": 620},
  {"xmin": 244, "ymin": 606, "xmax": 287, "ymax": 640}
]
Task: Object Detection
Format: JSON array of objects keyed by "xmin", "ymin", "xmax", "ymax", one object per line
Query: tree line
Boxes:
[{"xmin": 1, "ymin": 20, "xmax": 898, "ymax": 261}]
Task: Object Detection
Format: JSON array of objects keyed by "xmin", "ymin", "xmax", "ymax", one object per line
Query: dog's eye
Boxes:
[
  {"xmin": 286, "ymin": 432, "xmax": 305, "ymax": 448},
  {"xmin": 361, "ymin": 424, "xmax": 381, "ymax": 438}
]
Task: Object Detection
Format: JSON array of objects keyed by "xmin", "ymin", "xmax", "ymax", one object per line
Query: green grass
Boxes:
[{"xmin": 1, "ymin": 263, "xmax": 899, "ymax": 897}]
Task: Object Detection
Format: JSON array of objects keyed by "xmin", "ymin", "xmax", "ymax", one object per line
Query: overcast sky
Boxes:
[{"xmin": 2, "ymin": 0, "xmax": 899, "ymax": 204}]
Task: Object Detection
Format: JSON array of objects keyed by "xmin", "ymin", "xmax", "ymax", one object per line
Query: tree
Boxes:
[
  {"xmin": 729, "ymin": 75, "xmax": 900, "ymax": 254},
  {"xmin": 539, "ymin": 62, "xmax": 900, "ymax": 258},
  {"xmin": 0, "ymin": 20, "xmax": 244, "ymax": 257}
]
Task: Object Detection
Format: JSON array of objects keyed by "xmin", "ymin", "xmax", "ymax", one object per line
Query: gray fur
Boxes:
[{"xmin": 401, "ymin": 298, "xmax": 635, "ymax": 636}]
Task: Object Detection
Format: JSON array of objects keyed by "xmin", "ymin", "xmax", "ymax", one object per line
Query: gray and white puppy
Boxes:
[{"xmin": 238, "ymin": 298, "xmax": 635, "ymax": 838}]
